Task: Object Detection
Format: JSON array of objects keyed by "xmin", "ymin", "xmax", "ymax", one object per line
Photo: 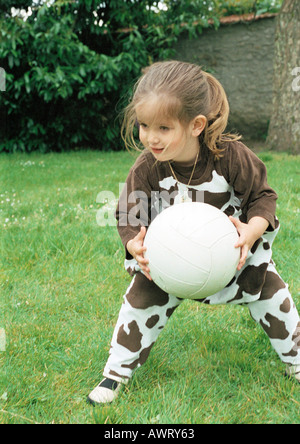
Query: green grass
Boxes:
[{"xmin": 0, "ymin": 149, "xmax": 299, "ymax": 424}]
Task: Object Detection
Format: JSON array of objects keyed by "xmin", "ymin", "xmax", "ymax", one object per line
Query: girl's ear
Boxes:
[{"xmin": 191, "ymin": 115, "xmax": 207, "ymax": 137}]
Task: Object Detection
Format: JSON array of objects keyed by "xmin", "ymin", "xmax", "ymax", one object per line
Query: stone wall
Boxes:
[{"xmin": 174, "ymin": 16, "xmax": 276, "ymax": 140}]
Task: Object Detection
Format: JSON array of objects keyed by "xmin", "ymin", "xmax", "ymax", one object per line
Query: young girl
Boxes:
[{"xmin": 88, "ymin": 61, "xmax": 300, "ymax": 405}]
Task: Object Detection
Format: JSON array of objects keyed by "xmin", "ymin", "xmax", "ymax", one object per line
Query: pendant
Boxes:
[
  {"xmin": 175, "ymin": 186, "xmax": 192, "ymax": 204},
  {"xmin": 181, "ymin": 189, "xmax": 192, "ymax": 203}
]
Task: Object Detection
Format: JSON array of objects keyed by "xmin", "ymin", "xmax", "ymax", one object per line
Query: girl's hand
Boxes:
[
  {"xmin": 126, "ymin": 227, "xmax": 152, "ymax": 281},
  {"xmin": 229, "ymin": 216, "xmax": 269, "ymax": 271}
]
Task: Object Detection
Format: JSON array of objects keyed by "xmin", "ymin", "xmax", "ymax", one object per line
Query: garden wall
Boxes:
[{"xmin": 174, "ymin": 15, "xmax": 277, "ymax": 140}]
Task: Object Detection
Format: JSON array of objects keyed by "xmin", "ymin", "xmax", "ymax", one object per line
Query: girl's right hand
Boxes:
[{"xmin": 126, "ymin": 227, "xmax": 152, "ymax": 281}]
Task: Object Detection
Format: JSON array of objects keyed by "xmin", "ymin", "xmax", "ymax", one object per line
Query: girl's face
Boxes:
[{"xmin": 135, "ymin": 95, "xmax": 205, "ymax": 164}]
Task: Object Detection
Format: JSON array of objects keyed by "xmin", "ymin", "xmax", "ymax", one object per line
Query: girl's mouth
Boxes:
[{"xmin": 151, "ymin": 147, "xmax": 164, "ymax": 155}]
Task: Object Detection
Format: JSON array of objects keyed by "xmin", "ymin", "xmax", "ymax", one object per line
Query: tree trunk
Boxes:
[{"xmin": 267, "ymin": 0, "xmax": 300, "ymax": 154}]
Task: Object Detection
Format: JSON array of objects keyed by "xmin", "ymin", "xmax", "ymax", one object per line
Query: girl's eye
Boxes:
[
  {"xmin": 160, "ymin": 126, "xmax": 169, "ymax": 131},
  {"xmin": 139, "ymin": 123, "xmax": 148, "ymax": 128}
]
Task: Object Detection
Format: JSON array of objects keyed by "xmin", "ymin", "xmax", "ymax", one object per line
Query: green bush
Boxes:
[
  {"xmin": 217, "ymin": 0, "xmax": 282, "ymax": 16},
  {"xmin": 0, "ymin": 0, "xmax": 222, "ymax": 152},
  {"xmin": 0, "ymin": 5, "xmax": 147, "ymax": 152}
]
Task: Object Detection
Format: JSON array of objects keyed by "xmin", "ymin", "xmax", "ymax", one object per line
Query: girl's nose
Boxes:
[{"xmin": 148, "ymin": 131, "xmax": 160, "ymax": 145}]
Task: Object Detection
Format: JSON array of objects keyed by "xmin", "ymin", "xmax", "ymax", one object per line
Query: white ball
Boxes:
[{"xmin": 144, "ymin": 202, "xmax": 240, "ymax": 299}]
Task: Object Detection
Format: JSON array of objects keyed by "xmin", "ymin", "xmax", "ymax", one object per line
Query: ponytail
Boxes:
[{"xmin": 202, "ymin": 72, "xmax": 241, "ymax": 158}]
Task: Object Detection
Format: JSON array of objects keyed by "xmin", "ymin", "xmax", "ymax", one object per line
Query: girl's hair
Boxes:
[{"xmin": 121, "ymin": 60, "xmax": 240, "ymax": 159}]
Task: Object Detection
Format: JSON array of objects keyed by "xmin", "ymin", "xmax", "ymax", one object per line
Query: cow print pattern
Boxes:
[
  {"xmin": 103, "ymin": 173, "xmax": 300, "ymax": 383},
  {"xmin": 103, "ymin": 266, "xmax": 300, "ymax": 383}
]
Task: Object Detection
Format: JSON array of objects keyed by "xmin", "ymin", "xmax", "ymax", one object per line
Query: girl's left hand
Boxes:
[{"xmin": 229, "ymin": 216, "xmax": 259, "ymax": 271}]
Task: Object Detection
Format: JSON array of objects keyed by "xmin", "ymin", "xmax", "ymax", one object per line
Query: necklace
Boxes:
[{"xmin": 168, "ymin": 150, "xmax": 199, "ymax": 203}]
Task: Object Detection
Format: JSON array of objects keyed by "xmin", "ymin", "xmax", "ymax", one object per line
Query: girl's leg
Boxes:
[
  {"xmin": 103, "ymin": 272, "xmax": 183, "ymax": 383},
  {"xmin": 88, "ymin": 272, "xmax": 182, "ymax": 404},
  {"xmin": 247, "ymin": 263, "xmax": 300, "ymax": 367}
]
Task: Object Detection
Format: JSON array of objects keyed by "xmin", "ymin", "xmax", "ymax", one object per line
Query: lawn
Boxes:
[{"xmin": 0, "ymin": 149, "xmax": 299, "ymax": 424}]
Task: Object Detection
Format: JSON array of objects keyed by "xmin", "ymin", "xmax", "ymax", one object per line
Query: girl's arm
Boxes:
[
  {"xmin": 225, "ymin": 142, "xmax": 278, "ymax": 232},
  {"xmin": 126, "ymin": 227, "xmax": 152, "ymax": 281},
  {"xmin": 229, "ymin": 216, "xmax": 269, "ymax": 271}
]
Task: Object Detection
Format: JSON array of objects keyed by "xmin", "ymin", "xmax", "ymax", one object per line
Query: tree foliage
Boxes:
[{"xmin": 0, "ymin": 0, "xmax": 217, "ymax": 152}]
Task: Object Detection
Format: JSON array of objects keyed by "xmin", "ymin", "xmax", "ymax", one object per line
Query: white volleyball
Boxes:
[{"xmin": 144, "ymin": 202, "xmax": 240, "ymax": 299}]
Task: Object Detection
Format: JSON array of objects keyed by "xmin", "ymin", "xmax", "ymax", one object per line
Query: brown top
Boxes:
[{"xmin": 116, "ymin": 141, "xmax": 277, "ymax": 259}]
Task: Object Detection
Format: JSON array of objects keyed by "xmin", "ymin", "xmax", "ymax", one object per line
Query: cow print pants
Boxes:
[{"xmin": 103, "ymin": 264, "xmax": 300, "ymax": 384}]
